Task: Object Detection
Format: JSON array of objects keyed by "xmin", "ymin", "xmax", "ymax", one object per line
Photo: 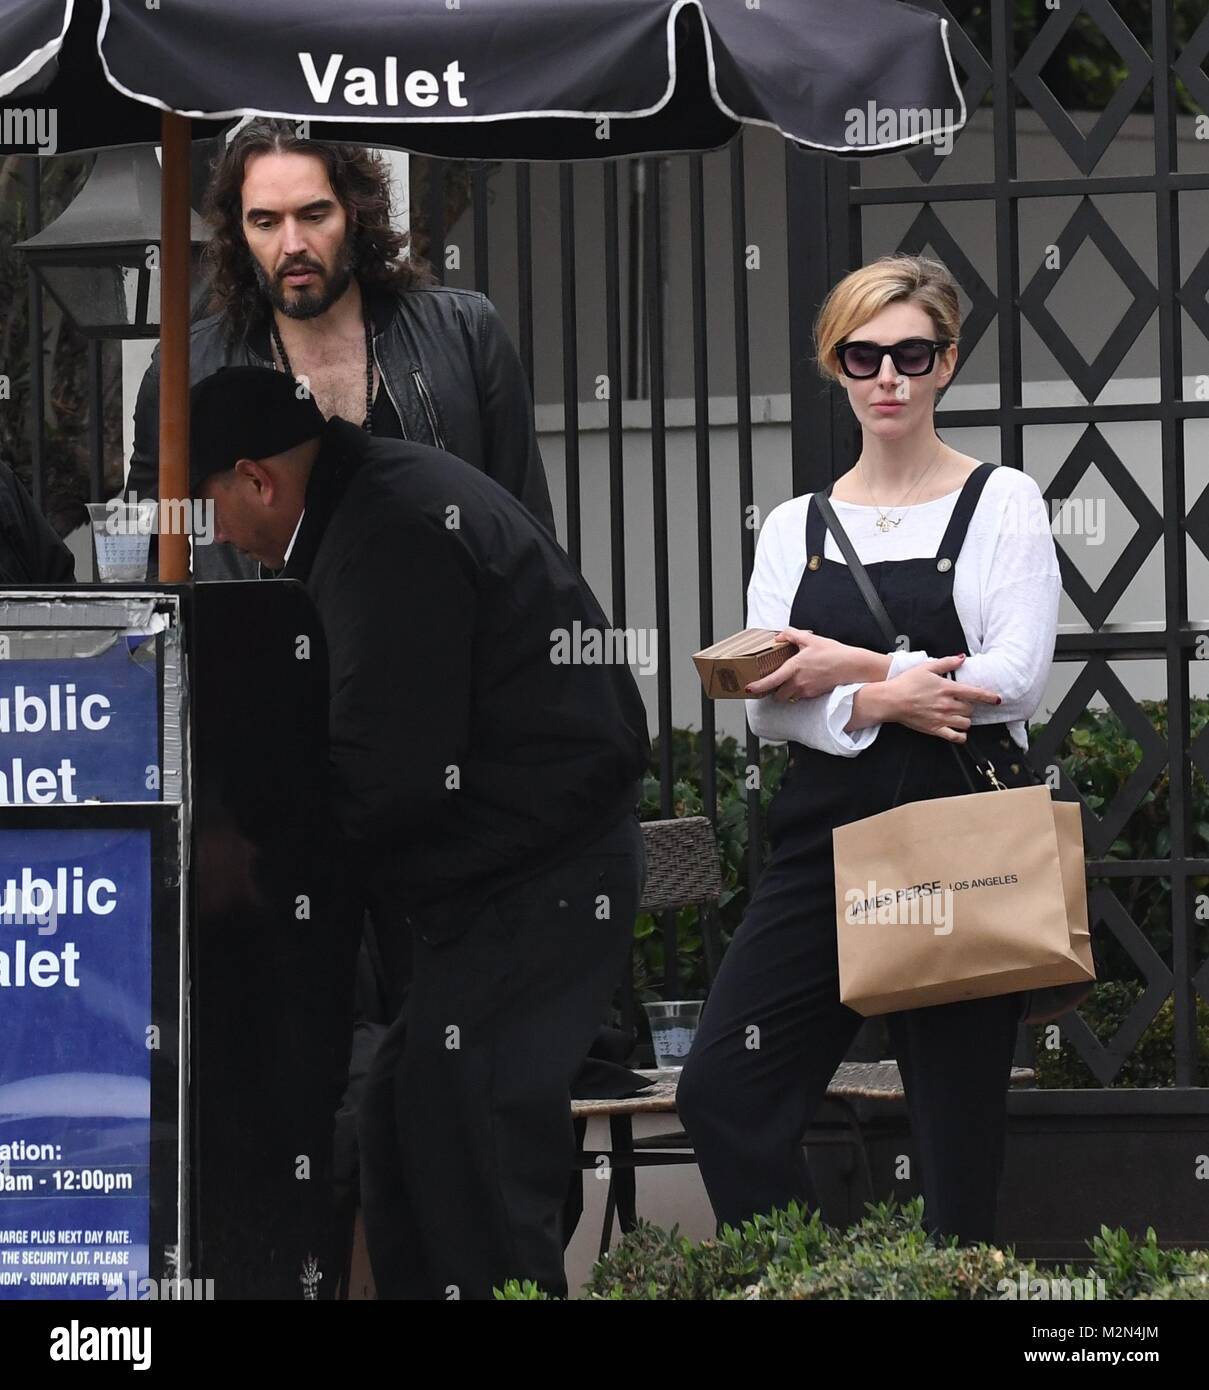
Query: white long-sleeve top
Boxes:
[{"xmin": 744, "ymin": 464, "xmax": 1062, "ymax": 758}]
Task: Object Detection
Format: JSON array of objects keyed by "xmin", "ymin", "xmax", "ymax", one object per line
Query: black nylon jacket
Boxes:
[
  {"xmin": 127, "ymin": 283, "xmax": 556, "ymax": 577},
  {"xmin": 280, "ymin": 417, "xmax": 650, "ymax": 948},
  {"xmin": 0, "ymin": 461, "xmax": 76, "ymax": 585}
]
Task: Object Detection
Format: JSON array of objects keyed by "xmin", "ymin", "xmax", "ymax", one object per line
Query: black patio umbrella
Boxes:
[{"xmin": 2, "ymin": 0, "xmax": 967, "ymax": 577}]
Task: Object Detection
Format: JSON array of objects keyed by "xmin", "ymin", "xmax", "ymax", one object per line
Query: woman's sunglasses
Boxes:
[{"xmin": 834, "ymin": 337, "xmax": 952, "ymax": 379}]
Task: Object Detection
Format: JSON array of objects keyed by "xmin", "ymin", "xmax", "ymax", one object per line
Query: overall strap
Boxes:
[
  {"xmin": 934, "ymin": 461, "xmax": 997, "ymax": 564},
  {"xmin": 804, "ymin": 490, "xmax": 828, "ymax": 559}
]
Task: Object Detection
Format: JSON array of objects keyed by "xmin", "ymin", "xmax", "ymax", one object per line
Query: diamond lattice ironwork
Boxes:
[
  {"xmin": 1042, "ymin": 426, "xmax": 1163, "ymax": 630},
  {"xmin": 1172, "ymin": 8, "xmax": 1209, "ymax": 119},
  {"xmin": 1177, "ymin": 238, "xmax": 1209, "ymax": 351},
  {"xmin": 1186, "ymin": 474, "xmax": 1209, "ymax": 574},
  {"xmin": 905, "ymin": 1, "xmax": 993, "ymax": 184},
  {"xmin": 896, "ymin": 205, "xmax": 996, "ymax": 381},
  {"xmin": 1014, "ymin": 0, "xmax": 1153, "ymax": 177},
  {"xmin": 797, "ymin": 0, "xmax": 1198, "ymax": 1087},
  {"xmin": 1053, "ymin": 889, "xmax": 1174, "ymax": 1086},
  {"xmin": 1028, "ymin": 657, "xmax": 1168, "ymax": 858},
  {"xmin": 1019, "ymin": 198, "xmax": 1158, "ymax": 401}
]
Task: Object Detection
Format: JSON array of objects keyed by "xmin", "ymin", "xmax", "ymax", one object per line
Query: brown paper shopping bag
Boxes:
[
  {"xmin": 1022, "ymin": 799, "xmax": 1095, "ymax": 1022},
  {"xmin": 833, "ymin": 783, "xmax": 1096, "ymax": 1017}
]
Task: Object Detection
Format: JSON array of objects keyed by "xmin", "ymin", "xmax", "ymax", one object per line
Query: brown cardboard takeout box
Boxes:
[{"xmin": 692, "ymin": 628, "xmax": 795, "ymax": 699}]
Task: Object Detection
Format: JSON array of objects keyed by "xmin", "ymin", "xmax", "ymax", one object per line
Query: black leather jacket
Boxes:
[{"xmin": 127, "ymin": 283, "xmax": 556, "ymax": 578}]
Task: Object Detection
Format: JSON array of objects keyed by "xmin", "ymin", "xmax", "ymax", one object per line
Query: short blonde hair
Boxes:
[{"xmin": 813, "ymin": 255, "xmax": 961, "ymax": 384}]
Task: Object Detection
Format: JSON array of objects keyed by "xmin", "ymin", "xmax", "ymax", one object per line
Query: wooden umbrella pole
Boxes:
[{"xmin": 158, "ymin": 111, "xmax": 192, "ymax": 583}]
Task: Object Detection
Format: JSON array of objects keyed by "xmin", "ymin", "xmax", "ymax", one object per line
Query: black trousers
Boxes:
[
  {"xmin": 357, "ymin": 812, "xmax": 644, "ymax": 1299},
  {"xmin": 677, "ymin": 845, "xmax": 1021, "ymax": 1246}
]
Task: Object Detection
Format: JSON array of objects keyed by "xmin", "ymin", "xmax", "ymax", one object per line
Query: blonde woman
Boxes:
[{"xmin": 677, "ymin": 255, "xmax": 1061, "ymax": 1245}]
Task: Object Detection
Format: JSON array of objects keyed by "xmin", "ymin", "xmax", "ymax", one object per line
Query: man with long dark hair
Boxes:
[
  {"xmin": 127, "ymin": 121, "xmax": 560, "ymax": 1279},
  {"xmin": 128, "ymin": 119, "xmax": 555, "ymax": 579}
]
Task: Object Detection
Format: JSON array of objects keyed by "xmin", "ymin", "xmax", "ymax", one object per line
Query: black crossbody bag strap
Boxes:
[{"xmin": 814, "ymin": 489, "xmax": 990, "ymax": 802}]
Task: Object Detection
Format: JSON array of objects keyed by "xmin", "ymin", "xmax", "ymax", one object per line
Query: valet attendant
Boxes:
[
  {"xmin": 186, "ymin": 366, "xmax": 649, "ymax": 1300},
  {"xmin": 677, "ymin": 255, "xmax": 1062, "ymax": 1246}
]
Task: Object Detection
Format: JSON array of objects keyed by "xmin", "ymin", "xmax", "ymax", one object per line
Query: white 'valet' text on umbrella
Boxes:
[{"xmin": 298, "ymin": 54, "xmax": 469, "ymax": 109}]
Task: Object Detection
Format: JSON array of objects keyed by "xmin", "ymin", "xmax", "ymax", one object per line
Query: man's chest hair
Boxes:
[{"xmin": 279, "ymin": 338, "xmax": 374, "ymax": 421}]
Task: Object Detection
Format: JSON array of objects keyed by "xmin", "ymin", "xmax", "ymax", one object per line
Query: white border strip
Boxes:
[
  {"xmin": 93, "ymin": 0, "xmax": 968, "ymax": 157},
  {"xmin": 0, "ymin": 0, "xmax": 73, "ymax": 100}
]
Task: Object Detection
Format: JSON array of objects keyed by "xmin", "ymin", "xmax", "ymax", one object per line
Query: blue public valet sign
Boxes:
[
  {"xmin": 0, "ymin": 622, "xmax": 180, "ymax": 1301},
  {"xmin": 0, "ymin": 637, "xmax": 160, "ymax": 804},
  {"xmin": 0, "ymin": 828, "xmax": 152, "ymax": 1299}
]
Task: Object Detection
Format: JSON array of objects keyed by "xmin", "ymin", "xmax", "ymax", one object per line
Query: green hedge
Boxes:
[
  {"xmin": 1032, "ymin": 981, "xmax": 1209, "ymax": 1088},
  {"xmin": 496, "ymin": 1196, "xmax": 1209, "ymax": 1300},
  {"xmin": 634, "ymin": 701, "xmax": 1209, "ymax": 1085}
]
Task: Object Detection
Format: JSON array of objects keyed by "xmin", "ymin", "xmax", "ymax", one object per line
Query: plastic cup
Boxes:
[
  {"xmin": 87, "ymin": 501, "xmax": 154, "ymax": 582},
  {"xmin": 642, "ymin": 1000, "xmax": 703, "ymax": 1070}
]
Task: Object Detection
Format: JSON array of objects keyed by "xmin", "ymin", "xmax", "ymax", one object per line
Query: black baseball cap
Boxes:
[{"xmin": 188, "ymin": 366, "xmax": 326, "ymax": 492}]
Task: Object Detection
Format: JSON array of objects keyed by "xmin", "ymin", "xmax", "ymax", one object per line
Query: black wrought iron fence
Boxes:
[
  {"xmin": 13, "ymin": 0, "xmax": 1207, "ymax": 1084},
  {"xmin": 411, "ymin": 1, "xmax": 1209, "ymax": 1086}
]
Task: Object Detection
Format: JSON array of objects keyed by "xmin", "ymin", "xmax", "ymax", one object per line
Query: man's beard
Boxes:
[{"xmin": 254, "ymin": 232, "xmax": 357, "ymax": 320}]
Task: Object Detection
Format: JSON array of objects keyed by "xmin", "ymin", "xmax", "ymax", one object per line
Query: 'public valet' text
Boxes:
[
  {"xmin": 0, "ymin": 867, "xmax": 117, "ymax": 989},
  {"xmin": 0, "ymin": 682, "xmax": 111, "ymax": 802}
]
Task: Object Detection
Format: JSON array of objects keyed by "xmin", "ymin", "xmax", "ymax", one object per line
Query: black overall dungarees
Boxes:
[{"xmin": 678, "ymin": 462, "xmax": 1034, "ymax": 1246}]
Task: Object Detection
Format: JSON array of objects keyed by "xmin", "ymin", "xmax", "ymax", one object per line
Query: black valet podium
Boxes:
[{"xmin": 190, "ymin": 579, "xmax": 360, "ymax": 1300}]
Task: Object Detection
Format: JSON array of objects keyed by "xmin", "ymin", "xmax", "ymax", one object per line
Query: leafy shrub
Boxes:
[
  {"xmin": 1031, "ymin": 981, "xmax": 1209, "ymax": 1088},
  {"xmin": 493, "ymin": 1196, "xmax": 1209, "ymax": 1300}
]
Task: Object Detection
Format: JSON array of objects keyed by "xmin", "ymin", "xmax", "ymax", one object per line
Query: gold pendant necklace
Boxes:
[{"xmin": 860, "ymin": 440, "xmax": 945, "ymax": 532}]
